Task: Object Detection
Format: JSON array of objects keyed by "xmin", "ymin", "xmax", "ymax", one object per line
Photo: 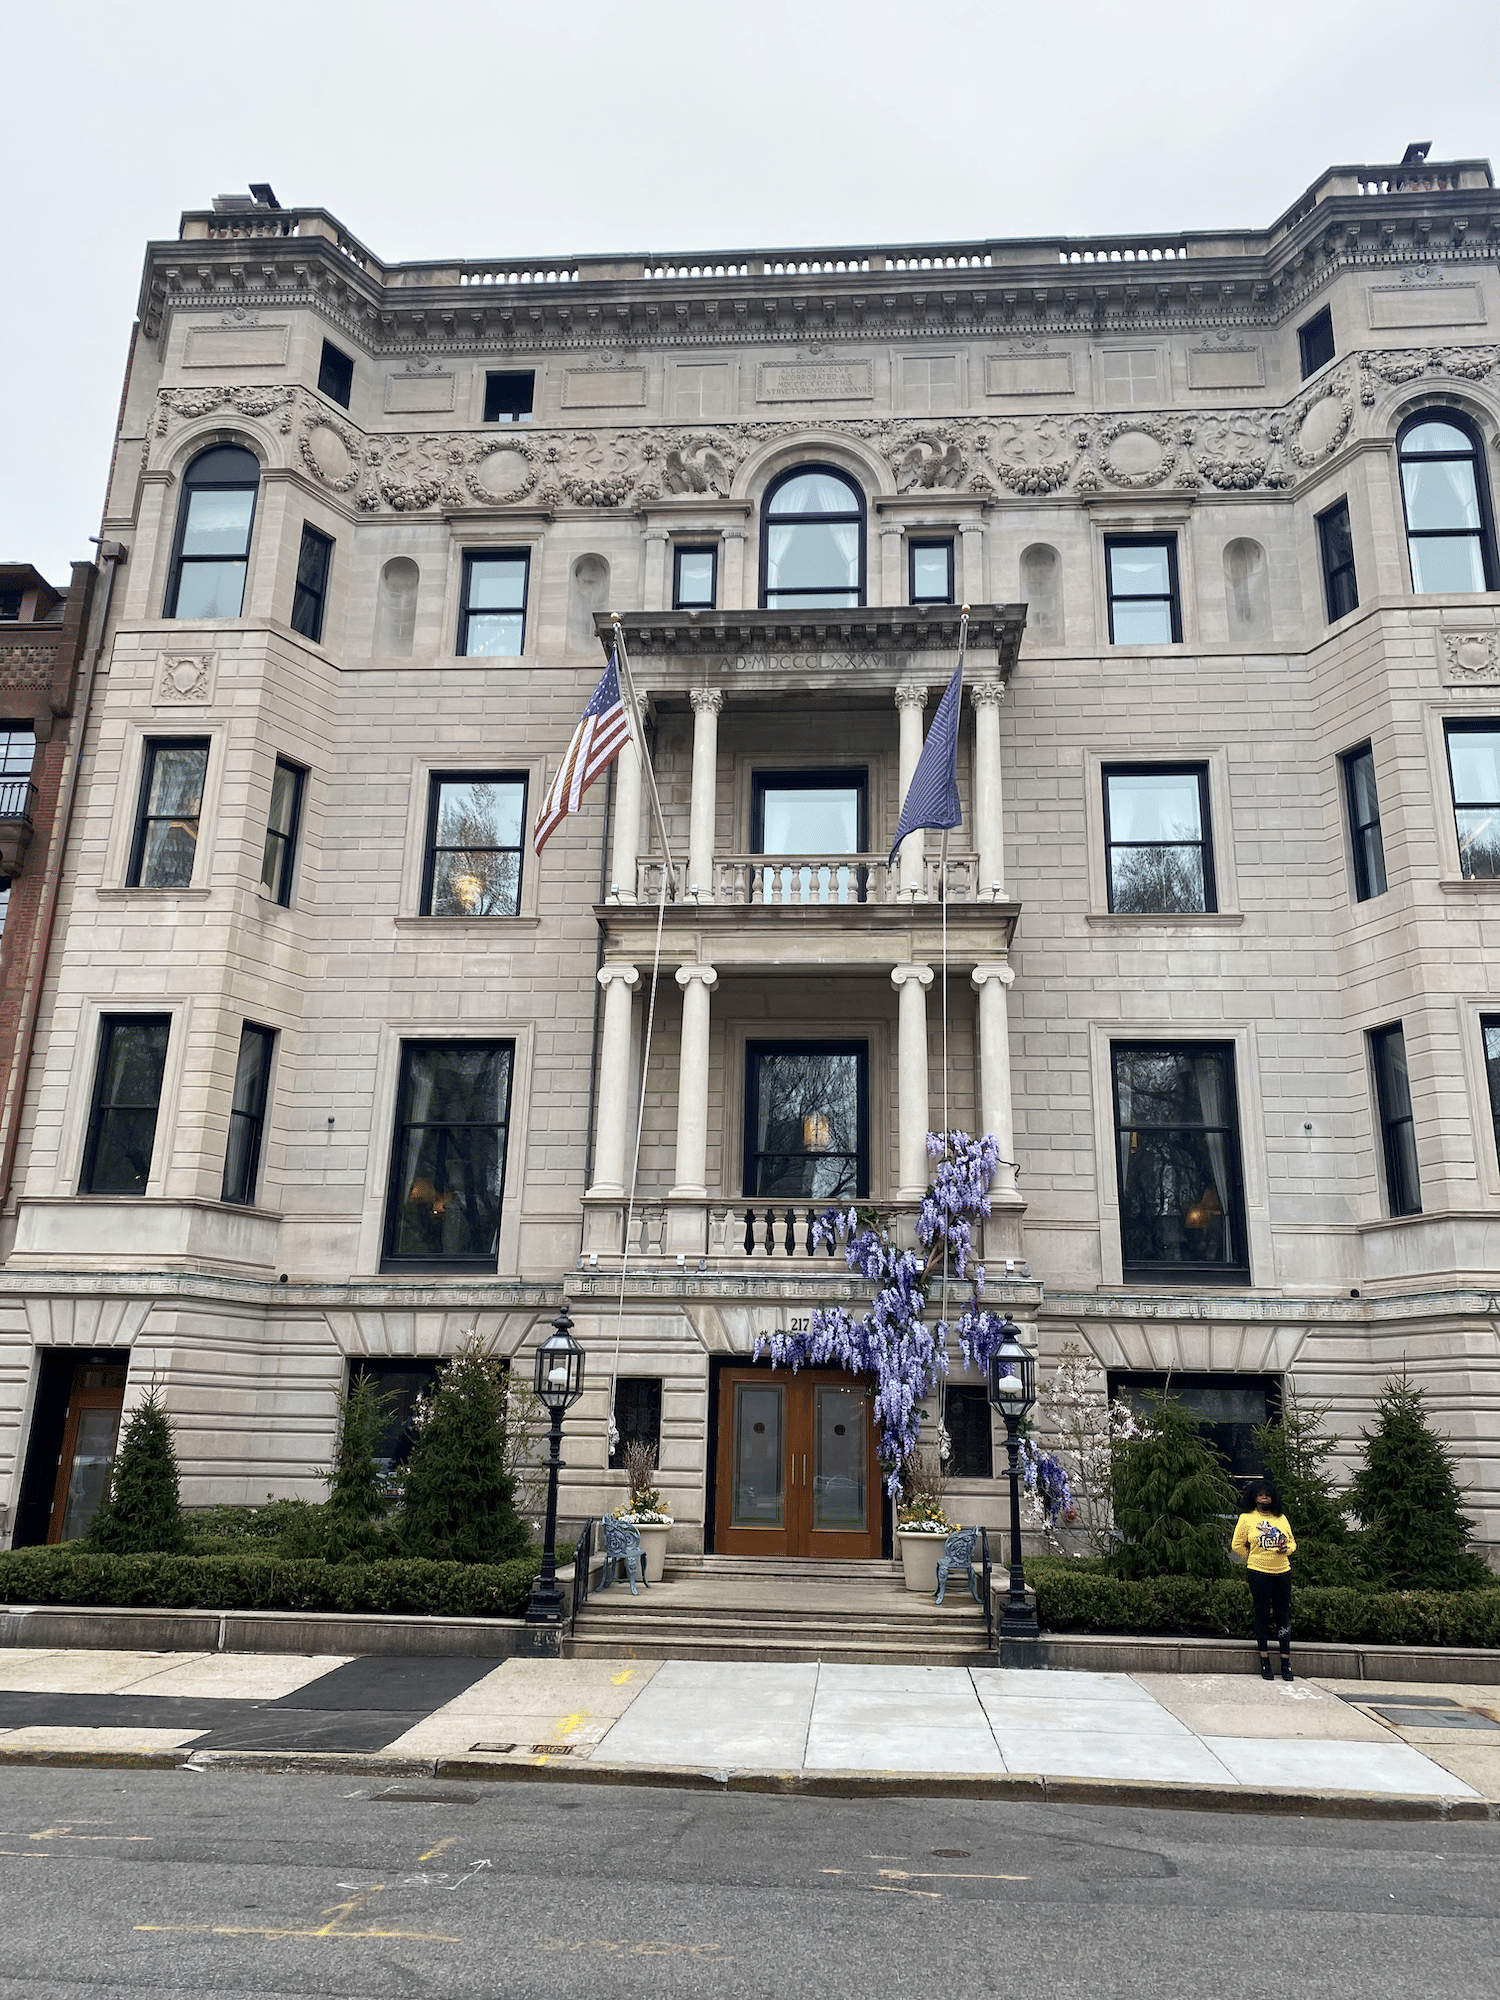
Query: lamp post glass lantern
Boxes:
[
  {"xmin": 525, "ymin": 1310, "xmax": 586, "ymax": 1624},
  {"xmin": 987, "ymin": 1324, "xmax": 1040, "ymax": 1644}
]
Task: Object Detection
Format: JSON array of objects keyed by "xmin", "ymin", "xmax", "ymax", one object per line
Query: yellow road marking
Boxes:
[
  {"xmin": 868, "ymin": 1885, "xmax": 942, "ymax": 1899},
  {"xmin": 417, "ymin": 1837, "xmax": 458, "ymax": 1863},
  {"xmin": 611, "ymin": 1670, "xmax": 635, "ymax": 1685},
  {"xmin": 879, "ymin": 1868, "xmax": 1029, "ymax": 1883},
  {"xmin": 136, "ymin": 1923, "xmax": 462, "ymax": 1943},
  {"xmin": 0, "ymin": 1850, "xmax": 50, "ymax": 1860},
  {"xmin": 315, "ymin": 1886, "xmax": 385, "ymax": 1933},
  {"xmin": 553, "ymin": 1710, "xmax": 588, "ymax": 1737},
  {"xmin": 30, "ymin": 1826, "xmax": 151, "ymax": 1843}
]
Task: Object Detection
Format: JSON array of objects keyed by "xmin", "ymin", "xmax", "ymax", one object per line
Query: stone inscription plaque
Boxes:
[
  {"xmin": 756, "ymin": 361, "xmax": 874, "ymax": 402},
  {"xmin": 1186, "ymin": 347, "xmax": 1265, "ymax": 390},
  {"xmin": 385, "ymin": 373, "xmax": 456, "ymax": 413},
  {"xmin": 1368, "ymin": 284, "xmax": 1485, "ymax": 331},
  {"xmin": 985, "ymin": 353, "xmax": 1074, "ymax": 397},
  {"xmin": 182, "ymin": 324, "xmax": 290, "ymax": 369},
  {"xmin": 562, "ymin": 369, "xmax": 648, "ymax": 408}
]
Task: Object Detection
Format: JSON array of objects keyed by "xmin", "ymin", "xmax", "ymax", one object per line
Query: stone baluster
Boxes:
[{"xmin": 891, "ymin": 961, "xmax": 934, "ymax": 1200}]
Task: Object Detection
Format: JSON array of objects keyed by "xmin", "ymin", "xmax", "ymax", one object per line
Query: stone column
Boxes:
[
  {"xmin": 688, "ymin": 687, "xmax": 723, "ymax": 899},
  {"xmin": 894, "ymin": 684, "xmax": 928, "ymax": 898},
  {"xmin": 971, "ymin": 962, "xmax": 1019, "ymax": 1198},
  {"xmin": 607, "ymin": 696, "xmax": 646, "ymax": 902},
  {"xmin": 971, "ymin": 679, "xmax": 1006, "ymax": 897},
  {"xmin": 880, "ymin": 522, "xmax": 903, "ymax": 607},
  {"xmin": 720, "ymin": 525, "xmax": 745, "ymax": 609},
  {"xmin": 643, "ymin": 528, "xmax": 670, "ymax": 612},
  {"xmin": 891, "ymin": 961, "xmax": 934, "ymax": 1200},
  {"xmin": 587, "ymin": 964, "xmax": 640, "ymax": 1197},
  {"xmin": 671, "ymin": 963, "xmax": 718, "ymax": 1199},
  {"xmin": 959, "ymin": 519, "xmax": 986, "ymax": 605}
]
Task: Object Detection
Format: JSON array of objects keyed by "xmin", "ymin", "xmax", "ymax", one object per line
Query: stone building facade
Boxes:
[{"xmin": 3, "ymin": 155, "xmax": 1500, "ymax": 1560}]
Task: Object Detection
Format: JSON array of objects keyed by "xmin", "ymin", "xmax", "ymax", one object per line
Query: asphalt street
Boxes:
[{"xmin": 0, "ymin": 1766, "xmax": 1496, "ymax": 1999}]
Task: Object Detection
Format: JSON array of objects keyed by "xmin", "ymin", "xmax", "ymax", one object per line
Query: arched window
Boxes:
[
  {"xmin": 760, "ymin": 466, "xmax": 864, "ymax": 609},
  {"xmin": 166, "ymin": 446, "xmax": 260, "ymax": 618},
  {"xmin": 1397, "ymin": 413, "xmax": 1497, "ymax": 594}
]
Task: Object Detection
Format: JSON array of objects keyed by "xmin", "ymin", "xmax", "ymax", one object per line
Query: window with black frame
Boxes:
[
  {"xmin": 672, "ymin": 546, "xmax": 717, "ymax": 610},
  {"xmin": 944, "ymin": 1385, "xmax": 994, "ymax": 1480},
  {"xmin": 317, "ymin": 341, "xmax": 354, "ymax": 409},
  {"xmin": 349, "ymin": 1359, "xmax": 443, "ymax": 1477},
  {"xmin": 222, "ymin": 1023, "xmax": 274, "ymax": 1206},
  {"xmin": 1112, "ymin": 1044, "xmax": 1249, "ymax": 1281},
  {"xmin": 166, "ymin": 447, "xmax": 259, "ymax": 619},
  {"xmin": 81, "ymin": 1016, "xmax": 171, "ymax": 1195},
  {"xmin": 1341, "ymin": 743, "xmax": 1387, "ymax": 901},
  {"xmin": 744, "ymin": 1042, "xmax": 868, "ymax": 1200},
  {"xmin": 1445, "ymin": 721, "xmax": 1500, "ymax": 880},
  {"xmin": 129, "ymin": 739, "xmax": 209, "ymax": 889},
  {"xmin": 1317, "ymin": 498, "xmax": 1359, "ymax": 622},
  {"xmin": 1108, "ymin": 1373, "xmax": 1282, "ymax": 1484},
  {"xmin": 1104, "ymin": 537, "xmax": 1181, "ymax": 645},
  {"xmin": 422, "ymin": 774, "xmax": 526, "ymax": 917},
  {"xmin": 909, "ymin": 540, "xmax": 954, "ymax": 605},
  {"xmin": 1397, "ymin": 414, "xmax": 1497, "ymax": 594},
  {"xmin": 610, "ymin": 1377, "xmax": 663, "ymax": 1470},
  {"xmin": 290, "ymin": 525, "xmax": 333, "ymax": 644},
  {"xmin": 1297, "ymin": 307, "xmax": 1335, "ymax": 380},
  {"xmin": 761, "ymin": 467, "xmax": 864, "ymax": 609},
  {"xmin": 1103, "ymin": 766, "xmax": 1215, "ymax": 913},
  {"xmin": 259, "ymin": 758, "xmax": 304, "ymax": 906},
  {"xmin": 1370, "ymin": 1022, "xmax": 1421, "ymax": 1217},
  {"xmin": 1481, "ymin": 1017, "xmax": 1500, "ymax": 1173},
  {"xmin": 383, "ymin": 1041, "xmax": 514, "ymax": 1270},
  {"xmin": 458, "ymin": 552, "xmax": 528, "ymax": 657},
  {"xmin": 483, "ymin": 372, "xmax": 534, "ymax": 424}
]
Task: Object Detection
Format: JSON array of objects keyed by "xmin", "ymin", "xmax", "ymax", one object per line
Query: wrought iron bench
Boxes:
[
  {"xmin": 596, "ymin": 1515, "xmax": 649, "ymax": 1597},
  {"xmin": 933, "ymin": 1527, "xmax": 983, "ymax": 1607}
]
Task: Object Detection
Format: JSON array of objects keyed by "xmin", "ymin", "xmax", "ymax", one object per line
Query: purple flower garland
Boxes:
[{"xmin": 754, "ymin": 1132, "xmax": 1019, "ymax": 1497}]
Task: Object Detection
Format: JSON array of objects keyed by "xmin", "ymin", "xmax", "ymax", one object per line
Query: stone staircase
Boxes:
[{"xmin": 567, "ymin": 1553, "xmax": 993, "ymax": 1666}]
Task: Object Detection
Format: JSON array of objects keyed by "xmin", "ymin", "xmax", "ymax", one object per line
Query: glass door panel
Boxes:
[
  {"xmin": 59, "ymin": 1407, "xmax": 122, "ymax": 1541},
  {"xmin": 730, "ymin": 1382, "xmax": 784, "ymax": 1529},
  {"xmin": 812, "ymin": 1384, "xmax": 867, "ymax": 1532}
]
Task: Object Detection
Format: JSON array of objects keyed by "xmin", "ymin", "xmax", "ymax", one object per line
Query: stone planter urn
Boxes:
[
  {"xmin": 620, "ymin": 1518, "xmax": 673, "ymax": 1584},
  {"xmin": 897, "ymin": 1529, "xmax": 946, "ymax": 1595}
]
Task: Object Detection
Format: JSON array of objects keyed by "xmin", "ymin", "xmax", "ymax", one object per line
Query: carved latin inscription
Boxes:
[{"xmin": 756, "ymin": 362, "xmax": 873, "ymax": 402}]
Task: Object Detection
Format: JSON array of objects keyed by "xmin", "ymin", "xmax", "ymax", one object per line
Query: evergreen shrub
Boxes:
[
  {"xmin": 1108, "ymin": 1393, "xmax": 1240, "ymax": 1579},
  {"xmin": 87, "ymin": 1389, "xmax": 186, "ymax": 1556},
  {"xmin": 1348, "ymin": 1374, "xmax": 1493, "ymax": 1593}
]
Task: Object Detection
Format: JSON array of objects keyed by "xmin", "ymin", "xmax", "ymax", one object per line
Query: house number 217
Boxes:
[{"xmin": 785, "ymin": 1316, "xmax": 811, "ymax": 1332}]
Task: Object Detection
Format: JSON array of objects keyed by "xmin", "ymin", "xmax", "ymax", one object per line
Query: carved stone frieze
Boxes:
[
  {"xmin": 1443, "ymin": 631, "xmax": 1500, "ymax": 681},
  {"xmin": 1359, "ymin": 345, "xmax": 1499, "ymax": 404},
  {"xmin": 154, "ymin": 385, "xmax": 297, "ymax": 436}
]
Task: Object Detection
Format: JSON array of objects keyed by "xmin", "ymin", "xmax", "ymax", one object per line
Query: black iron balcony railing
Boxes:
[{"xmin": 0, "ymin": 780, "xmax": 37, "ymax": 823}]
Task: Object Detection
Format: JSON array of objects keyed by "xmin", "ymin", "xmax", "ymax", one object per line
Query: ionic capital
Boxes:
[
  {"xmin": 690, "ymin": 686, "xmax": 725, "ymax": 716},
  {"xmin": 676, "ymin": 962, "xmax": 719, "ymax": 992},
  {"xmin": 598, "ymin": 963, "xmax": 641, "ymax": 992},
  {"xmin": 971, "ymin": 961, "xmax": 1015, "ymax": 992},
  {"xmin": 894, "ymin": 683, "xmax": 928, "ymax": 713},
  {"xmin": 970, "ymin": 679, "xmax": 1006, "ymax": 710},
  {"xmin": 644, "ymin": 526, "xmax": 671, "ymax": 544},
  {"xmin": 891, "ymin": 961, "xmax": 934, "ymax": 991},
  {"xmin": 720, "ymin": 525, "xmax": 747, "ymax": 541}
]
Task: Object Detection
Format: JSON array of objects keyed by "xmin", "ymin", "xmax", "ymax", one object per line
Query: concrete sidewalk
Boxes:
[{"xmin": 2, "ymin": 1648, "xmax": 1498, "ymax": 1814}]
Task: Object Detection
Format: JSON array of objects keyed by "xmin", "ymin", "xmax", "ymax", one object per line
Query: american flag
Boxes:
[{"xmin": 533, "ymin": 649, "xmax": 633, "ymax": 855}]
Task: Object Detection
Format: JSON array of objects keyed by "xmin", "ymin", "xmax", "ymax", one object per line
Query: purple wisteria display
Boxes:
[{"xmin": 754, "ymin": 1132, "xmax": 1024, "ymax": 1496}]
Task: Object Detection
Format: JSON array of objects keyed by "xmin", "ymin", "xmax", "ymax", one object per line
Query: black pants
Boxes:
[{"xmin": 1247, "ymin": 1569, "xmax": 1292, "ymax": 1653}]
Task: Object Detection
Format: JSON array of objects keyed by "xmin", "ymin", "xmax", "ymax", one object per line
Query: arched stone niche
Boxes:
[
  {"xmin": 1222, "ymin": 538, "xmax": 1271, "ymax": 644},
  {"xmin": 1019, "ymin": 543, "xmax": 1063, "ymax": 645},
  {"xmin": 374, "ymin": 558, "xmax": 419, "ymax": 656},
  {"xmin": 569, "ymin": 554, "xmax": 611, "ymax": 651}
]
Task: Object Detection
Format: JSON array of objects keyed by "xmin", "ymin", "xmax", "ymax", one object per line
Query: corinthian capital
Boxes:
[{"xmin": 690, "ymin": 687, "xmax": 725, "ymax": 716}]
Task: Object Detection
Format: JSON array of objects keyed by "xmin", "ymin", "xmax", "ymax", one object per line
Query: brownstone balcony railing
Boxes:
[{"xmin": 634, "ymin": 852, "xmax": 996, "ymax": 907}]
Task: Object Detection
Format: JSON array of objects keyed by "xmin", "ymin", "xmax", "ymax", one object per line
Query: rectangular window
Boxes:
[
  {"xmin": 909, "ymin": 540, "xmax": 954, "ymax": 605},
  {"xmin": 1317, "ymin": 498, "xmax": 1358, "ymax": 622},
  {"xmin": 259, "ymin": 758, "xmax": 304, "ymax": 906},
  {"xmin": 609, "ymin": 1377, "xmax": 664, "ymax": 1470},
  {"xmin": 1112, "ymin": 1043, "xmax": 1249, "ymax": 1282},
  {"xmin": 129, "ymin": 739, "xmax": 209, "ymax": 888},
  {"xmin": 421, "ymin": 773, "xmax": 527, "ymax": 917},
  {"xmin": 290, "ymin": 525, "xmax": 333, "ymax": 644},
  {"xmin": 1445, "ymin": 721, "xmax": 1500, "ymax": 879},
  {"xmin": 0, "ymin": 589, "xmax": 22, "ymax": 621},
  {"xmin": 1482, "ymin": 1016, "xmax": 1500, "ymax": 1174},
  {"xmin": 1298, "ymin": 307, "xmax": 1335, "ymax": 380},
  {"xmin": 459, "ymin": 552, "xmax": 528, "ymax": 657},
  {"xmin": 483, "ymin": 372, "xmax": 534, "ymax": 423},
  {"xmin": 944, "ymin": 1385, "xmax": 994, "ymax": 1480},
  {"xmin": 383, "ymin": 1040, "xmax": 514, "ymax": 1270},
  {"xmin": 744, "ymin": 1041, "xmax": 868, "ymax": 1200},
  {"xmin": 1103, "ymin": 765, "xmax": 1215, "ymax": 914},
  {"xmin": 0, "ymin": 726, "xmax": 34, "ymax": 777},
  {"xmin": 81, "ymin": 1016, "xmax": 171, "ymax": 1195},
  {"xmin": 1100, "ymin": 348, "xmax": 1162, "ymax": 406},
  {"xmin": 752, "ymin": 770, "xmax": 867, "ymax": 855},
  {"xmin": 1105, "ymin": 537, "xmax": 1181, "ymax": 645},
  {"xmin": 1109, "ymin": 1373, "xmax": 1281, "ymax": 1484},
  {"xmin": 1341, "ymin": 743, "xmax": 1387, "ymax": 901},
  {"xmin": 350, "ymin": 1359, "xmax": 442, "ymax": 1475},
  {"xmin": 1370, "ymin": 1023, "xmax": 1421, "ymax": 1216},
  {"xmin": 222, "ymin": 1023, "xmax": 274, "ymax": 1205},
  {"xmin": 673, "ymin": 545, "xmax": 717, "ymax": 610},
  {"xmin": 317, "ymin": 340, "xmax": 354, "ymax": 409}
]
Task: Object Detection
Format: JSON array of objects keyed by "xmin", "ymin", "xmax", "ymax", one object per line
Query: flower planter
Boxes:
[
  {"xmin": 897, "ymin": 1529, "xmax": 948, "ymax": 1596},
  {"xmin": 619, "ymin": 1519, "xmax": 673, "ymax": 1584}
]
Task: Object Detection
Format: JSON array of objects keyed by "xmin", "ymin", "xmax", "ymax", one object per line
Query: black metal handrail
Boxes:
[
  {"xmin": 980, "ymin": 1526, "xmax": 993, "ymax": 1650},
  {"xmin": 570, "ymin": 1515, "xmax": 596, "ymax": 1628},
  {"xmin": 0, "ymin": 780, "xmax": 37, "ymax": 821}
]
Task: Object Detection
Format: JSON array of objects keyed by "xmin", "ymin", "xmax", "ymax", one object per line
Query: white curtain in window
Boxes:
[{"xmin": 1192, "ymin": 1052, "xmax": 1233, "ymax": 1255}]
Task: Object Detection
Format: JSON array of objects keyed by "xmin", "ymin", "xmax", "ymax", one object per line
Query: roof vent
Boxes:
[{"xmin": 1400, "ymin": 141, "xmax": 1432, "ymax": 165}]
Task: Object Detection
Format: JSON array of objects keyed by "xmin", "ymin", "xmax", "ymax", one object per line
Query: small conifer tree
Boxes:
[
  {"xmin": 325, "ymin": 1372, "xmax": 396, "ymax": 1524},
  {"xmin": 1108, "ymin": 1393, "xmax": 1239, "ymax": 1579},
  {"xmin": 1347, "ymin": 1372, "xmax": 1492, "ymax": 1592},
  {"xmin": 395, "ymin": 1339, "xmax": 528, "ymax": 1565},
  {"xmin": 1252, "ymin": 1387, "xmax": 1364, "ymax": 1586},
  {"xmin": 87, "ymin": 1387, "xmax": 186, "ymax": 1555}
]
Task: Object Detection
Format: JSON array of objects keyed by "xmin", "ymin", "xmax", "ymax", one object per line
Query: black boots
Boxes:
[{"xmin": 1259, "ymin": 1653, "xmax": 1274, "ymax": 1681}]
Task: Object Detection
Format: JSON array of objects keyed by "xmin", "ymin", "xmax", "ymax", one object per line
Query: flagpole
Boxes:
[
  {"xmin": 940, "ymin": 608, "xmax": 968, "ymax": 1372},
  {"xmin": 610, "ymin": 614, "xmax": 678, "ymax": 891}
]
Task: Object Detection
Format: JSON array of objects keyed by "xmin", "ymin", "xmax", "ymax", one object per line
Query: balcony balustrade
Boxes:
[
  {"xmin": 581, "ymin": 1197, "xmax": 1023, "ymax": 1270},
  {"xmin": 633, "ymin": 852, "xmax": 994, "ymax": 907}
]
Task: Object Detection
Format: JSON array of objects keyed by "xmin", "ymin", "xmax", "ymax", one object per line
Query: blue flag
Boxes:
[{"xmin": 889, "ymin": 659, "xmax": 964, "ymax": 864}]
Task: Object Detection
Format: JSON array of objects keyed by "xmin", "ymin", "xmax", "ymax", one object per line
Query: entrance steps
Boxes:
[{"xmin": 568, "ymin": 1552, "xmax": 992, "ymax": 1666}]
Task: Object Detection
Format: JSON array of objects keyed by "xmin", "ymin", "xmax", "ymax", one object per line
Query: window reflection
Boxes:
[{"xmin": 762, "ymin": 467, "xmax": 863, "ymax": 608}]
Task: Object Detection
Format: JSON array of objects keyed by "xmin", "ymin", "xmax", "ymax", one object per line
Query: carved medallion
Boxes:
[
  {"xmin": 156, "ymin": 652, "xmax": 214, "ymax": 705},
  {"xmin": 301, "ymin": 418, "xmax": 359, "ymax": 491},
  {"xmin": 468, "ymin": 443, "xmax": 535, "ymax": 503},
  {"xmin": 1100, "ymin": 421, "xmax": 1172, "ymax": 487},
  {"xmin": 1443, "ymin": 632, "xmax": 1500, "ymax": 680},
  {"xmin": 1290, "ymin": 386, "xmax": 1352, "ymax": 466}
]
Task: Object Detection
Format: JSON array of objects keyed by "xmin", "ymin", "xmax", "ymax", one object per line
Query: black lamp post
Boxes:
[
  {"xmin": 987, "ymin": 1322, "xmax": 1040, "ymax": 1644},
  {"xmin": 524, "ymin": 1307, "xmax": 586, "ymax": 1625}
]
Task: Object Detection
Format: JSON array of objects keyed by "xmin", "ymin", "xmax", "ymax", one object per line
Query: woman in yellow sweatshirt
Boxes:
[{"xmin": 1233, "ymin": 1477, "xmax": 1297, "ymax": 1681}]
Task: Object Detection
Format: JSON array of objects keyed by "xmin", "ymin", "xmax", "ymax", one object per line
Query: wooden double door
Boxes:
[
  {"xmin": 713, "ymin": 1367, "xmax": 884, "ymax": 1559},
  {"xmin": 47, "ymin": 1361, "xmax": 127, "ymax": 1544}
]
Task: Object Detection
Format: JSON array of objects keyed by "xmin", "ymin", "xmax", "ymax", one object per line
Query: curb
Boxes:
[{"xmin": 0, "ymin": 1744, "xmax": 1491, "ymax": 1821}]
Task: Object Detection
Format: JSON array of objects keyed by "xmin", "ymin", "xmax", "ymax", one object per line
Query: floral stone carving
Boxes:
[{"xmin": 1443, "ymin": 631, "xmax": 1500, "ymax": 680}]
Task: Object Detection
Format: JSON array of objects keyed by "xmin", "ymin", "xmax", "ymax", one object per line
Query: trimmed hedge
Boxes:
[
  {"xmin": 0, "ymin": 1545, "xmax": 573, "ymax": 1622},
  {"xmin": 1026, "ymin": 1558, "xmax": 1500, "ymax": 1648}
]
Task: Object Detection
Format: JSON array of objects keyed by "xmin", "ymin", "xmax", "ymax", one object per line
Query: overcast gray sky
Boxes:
[{"xmin": 4, "ymin": 0, "xmax": 1498, "ymax": 583}]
